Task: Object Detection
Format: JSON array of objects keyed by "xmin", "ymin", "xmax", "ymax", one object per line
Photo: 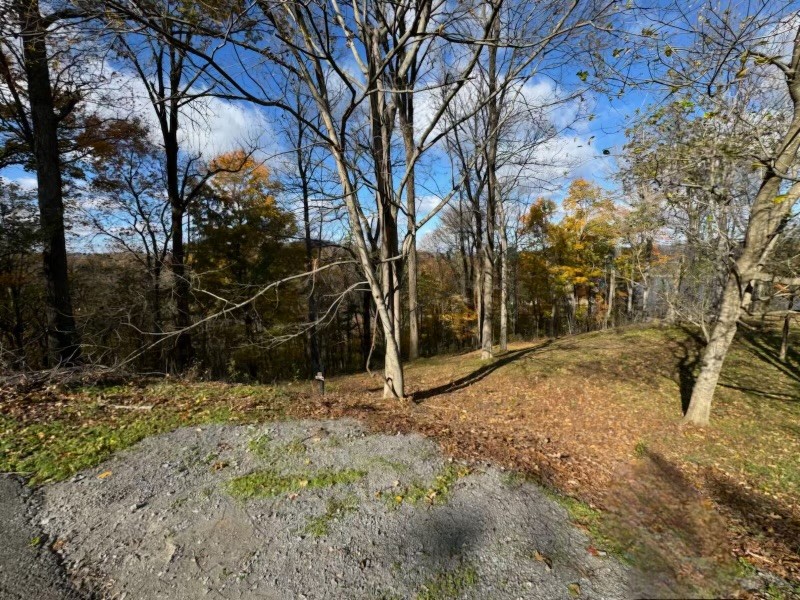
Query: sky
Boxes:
[{"xmin": 0, "ymin": 0, "xmax": 672, "ymax": 251}]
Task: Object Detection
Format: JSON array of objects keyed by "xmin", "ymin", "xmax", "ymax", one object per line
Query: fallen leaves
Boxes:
[{"xmin": 287, "ymin": 331, "xmax": 800, "ymax": 591}]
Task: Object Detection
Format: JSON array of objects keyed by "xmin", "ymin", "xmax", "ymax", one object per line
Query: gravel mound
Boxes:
[
  {"xmin": 35, "ymin": 419, "xmax": 635, "ymax": 599},
  {"xmin": 0, "ymin": 475, "xmax": 85, "ymax": 599}
]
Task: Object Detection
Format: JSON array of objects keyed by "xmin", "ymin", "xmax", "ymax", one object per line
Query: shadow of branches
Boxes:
[{"xmin": 411, "ymin": 342, "xmax": 551, "ymax": 403}]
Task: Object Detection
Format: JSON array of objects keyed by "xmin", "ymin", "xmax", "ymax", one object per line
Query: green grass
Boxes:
[
  {"xmin": 304, "ymin": 494, "xmax": 359, "ymax": 536},
  {"xmin": 0, "ymin": 408, "xmax": 228, "ymax": 485},
  {"xmin": 542, "ymin": 488, "xmax": 639, "ymax": 565},
  {"xmin": 416, "ymin": 563, "xmax": 479, "ymax": 600},
  {"xmin": 382, "ymin": 463, "xmax": 470, "ymax": 508},
  {"xmin": 0, "ymin": 381, "xmax": 288, "ymax": 485},
  {"xmin": 227, "ymin": 467, "xmax": 366, "ymax": 499}
]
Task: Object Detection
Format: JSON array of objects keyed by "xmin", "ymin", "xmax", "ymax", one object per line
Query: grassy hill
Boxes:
[
  {"xmin": 296, "ymin": 325, "xmax": 799, "ymax": 596},
  {"xmin": 2, "ymin": 324, "xmax": 798, "ymax": 597}
]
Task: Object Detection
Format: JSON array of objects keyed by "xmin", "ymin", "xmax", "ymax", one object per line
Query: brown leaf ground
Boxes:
[
  {"xmin": 287, "ymin": 325, "xmax": 800, "ymax": 598},
  {"xmin": 2, "ymin": 324, "xmax": 798, "ymax": 597}
]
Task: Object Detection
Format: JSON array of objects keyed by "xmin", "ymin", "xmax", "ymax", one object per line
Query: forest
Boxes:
[
  {"xmin": 1, "ymin": 0, "xmax": 800, "ymax": 598},
  {"xmin": 2, "ymin": 0, "xmax": 798, "ymax": 422}
]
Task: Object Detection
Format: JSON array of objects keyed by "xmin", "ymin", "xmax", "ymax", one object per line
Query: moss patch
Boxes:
[
  {"xmin": 0, "ymin": 380, "xmax": 288, "ymax": 485},
  {"xmin": 416, "ymin": 563, "xmax": 479, "ymax": 600},
  {"xmin": 304, "ymin": 494, "xmax": 359, "ymax": 537},
  {"xmin": 248, "ymin": 434, "xmax": 306, "ymax": 462},
  {"xmin": 383, "ymin": 463, "xmax": 470, "ymax": 508},
  {"xmin": 227, "ymin": 467, "xmax": 366, "ymax": 499}
]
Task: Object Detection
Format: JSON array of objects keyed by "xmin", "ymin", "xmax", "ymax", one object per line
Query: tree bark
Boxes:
[
  {"xmin": 683, "ymin": 273, "xmax": 740, "ymax": 424},
  {"xmin": 294, "ymin": 102, "xmax": 321, "ymax": 377},
  {"xmin": 361, "ymin": 290, "xmax": 372, "ymax": 368},
  {"xmin": 16, "ymin": 0, "xmax": 81, "ymax": 365},
  {"xmin": 165, "ymin": 129, "xmax": 192, "ymax": 371},
  {"xmin": 684, "ymin": 40, "xmax": 800, "ymax": 424},
  {"xmin": 480, "ymin": 7, "xmax": 500, "ymax": 360},
  {"xmin": 498, "ymin": 198, "xmax": 508, "ymax": 352},
  {"xmin": 780, "ymin": 294, "xmax": 794, "ymax": 362},
  {"xmin": 398, "ymin": 37, "xmax": 419, "ymax": 361},
  {"xmin": 605, "ymin": 255, "xmax": 616, "ymax": 329}
]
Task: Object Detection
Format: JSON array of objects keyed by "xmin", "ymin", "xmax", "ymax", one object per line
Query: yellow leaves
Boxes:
[
  {"xmin": 207, "ymin": 149, "xmax": 282, "ymax": 209},
  {"xmin": 97, "ymin": 470, "xmax": 112, "ymax": 479}
]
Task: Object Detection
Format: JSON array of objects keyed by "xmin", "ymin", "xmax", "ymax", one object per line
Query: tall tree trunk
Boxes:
[
  {"xmin": 641, "ymin": 238, "xmax": 652, "ymax": 319},
  {"xmin": 166, "ymin": 131, "xmax": 192, "ymax": 371},
  {"xmin": 480, "ymin": 229, "xmax": 494, "ymax": 358},
  {"xmin": 683, "ymin": 273, "xmax": 740, "ymax": 424},
  {"xmin": 780, "ymin": 294, "xmax": 794, "ymax": 362},
  {"xmin": 17, "ymin": 0, "xmax": 80, "ymax": 365},
  {"xmin": 295, "ymin": 107, "xmax": 321, "ymax": 377},
  {"xmin": 458, "ymin": 203, "xmax": 473, "ymax": 308},
  {"xmin": 685, "ymin": 57, "xmax": 800, "ymax": 424},
  {"xmin": 399, "ymin": 63, "xmax": 419, "ymax": 361},
  {"xmin": 480, "ymin": 8, "xmax": 500, "ymax": 360},
  {"xmin": 303, "ymin": 194, "xmax": 320, "ymax": 377},
  {"xmin": 474, "ymin": 208, "xmax": 484, "ymax": 348},
  {"xmin": 498, "ymin": 199, "xmax": 508, "ymax": 352},
  {"xmin": 605, "ymin": 256, "xmax": 616, "ymax": 329},
  {"xmin": 626, "ymin": 280, "xmax": 634, "ymax": 316},
  {"xmin": 361, "ymin": 290, "xmax": 372, "ymax": 368}
]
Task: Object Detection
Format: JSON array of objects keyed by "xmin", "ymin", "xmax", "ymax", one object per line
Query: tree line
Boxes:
[{"xmin": 1, "ymin": 0, "xmax": 799, "ymax": 425}]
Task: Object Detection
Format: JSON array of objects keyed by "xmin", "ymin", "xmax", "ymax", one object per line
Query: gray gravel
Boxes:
[
  {"xmin": 0, "ymin": 475, "xmax": 86, "ymax": 599},
  {"xmin": 27, "ymin": 419, "xmax": 636, "ymax": 599}
]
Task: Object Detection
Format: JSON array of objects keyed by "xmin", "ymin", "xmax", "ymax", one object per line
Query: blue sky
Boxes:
[{"xmin": 0, "ymin": 1, "xmax": 678, "ymax": 250}]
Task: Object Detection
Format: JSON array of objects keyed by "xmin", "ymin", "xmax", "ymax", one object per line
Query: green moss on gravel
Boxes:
[
  {"xmin": 383, "ymin": 463, "xmax": 470, "ymax": 508},
  {"xmin": 227, "ymin": 467, "xmax": 366, "ymax": 499},
  {"xmin": 416, "ymin": 563, "xmax": 478, "ymax": 600},
  {"xmin": 0, "ymin": 381, "xmax": 288, "ymax": 485},
  {"xmin": 1, "ymin": 407, "xmax": 231, "ymax": 485},
  {"xmin": 248, "ymin": 434, "xmax": 306, "ymax": 462},
  {"xmin": 304, "ymin": 494, "xmax": 359, "ymax": 536}
]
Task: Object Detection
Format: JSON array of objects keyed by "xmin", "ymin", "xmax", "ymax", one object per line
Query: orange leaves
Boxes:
[{"xmin": 207, "ymin": 150, "xmax": 281, "ymax": 208}]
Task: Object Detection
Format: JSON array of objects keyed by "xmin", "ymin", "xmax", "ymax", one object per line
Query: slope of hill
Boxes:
[
  {"xmin": 1, "ymin": 324, "xmax": 798, "ymax": 597},
  {"xmin": 293, "ymin": 324, "xmax": 800, "ymax": 596}
]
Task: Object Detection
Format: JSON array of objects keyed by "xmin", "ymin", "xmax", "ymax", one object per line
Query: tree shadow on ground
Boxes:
[
  {"xmin": 666, "ymin": 324, "xmax": 800, "ymax": 412},
  {"xmin": 705, "ymin": 471, "xmax": 800, "ymax": 559},
  {"xmin": 602, "ymin": 448, "xmax": 742, "ymax": 595},
  {"xmin": 669, "ymin": 326, "xmax": 705, "ymax": 414},
  {"xmin": 410, "ymin": 342, "xmax": 552, "ymax": 403},
  {"xmin": 737, "ymin": 328, "xmax": 800, "ymax": 387},
  {"xmin": 611, "ymin": 448, "xmax": 800, "ymax": 590}
]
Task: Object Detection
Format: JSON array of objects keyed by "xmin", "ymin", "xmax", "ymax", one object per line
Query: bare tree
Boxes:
[
  {"xmin": 0, "ymin": 0, "xmax": 86, "ymax": 365},
  {"xmin": 643, "ymin": 4, "xmax": 800, "ymax": 424},
  {"xmin": 84, "ymin": 122, "xmax": 172, "ymax": 337}
]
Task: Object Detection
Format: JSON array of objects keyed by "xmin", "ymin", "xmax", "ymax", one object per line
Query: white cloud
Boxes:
[
  {"xmin": 86, "ymin": 60, "xmax": 276, "ymax": 160},
  {"xmin": 0, "ymin": 175, "xmax": 38, "ymax": 190},
  {"xmin": 417, "ymin": 193, "xmax": 441, "ymax": 216}
]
